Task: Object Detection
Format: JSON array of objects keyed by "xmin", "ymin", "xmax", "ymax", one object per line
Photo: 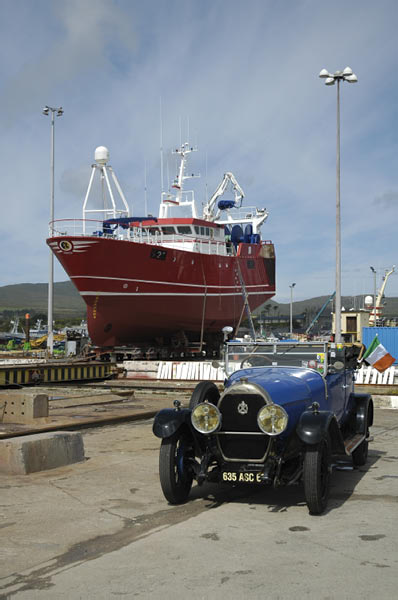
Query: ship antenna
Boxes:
[
  {"xmin": 160, "ymin": 97, "xmax": 164, "ymax": 197},
  {"xmin": 205, "ymin": 150, "xmax": 208, "ymax": 206},
  {"xmin": 144, "ymin": 158, "xmax": 148, "ymax": 216}
]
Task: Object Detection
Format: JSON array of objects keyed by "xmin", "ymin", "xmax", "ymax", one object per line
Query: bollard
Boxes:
[{"xmin": 0, "ymin": 392, "xmax": 49, "ymax": 424}]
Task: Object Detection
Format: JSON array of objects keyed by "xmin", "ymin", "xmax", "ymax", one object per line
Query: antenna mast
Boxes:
[
  {"xmin": 144, "ymin": 159, "xmax": 148, "ymax": 216},
  {"xmin": 160, "ymin": 97, "xmax": 164, "ymax": 197}
]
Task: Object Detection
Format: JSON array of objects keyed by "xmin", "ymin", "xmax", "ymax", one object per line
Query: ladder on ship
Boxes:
[{"xmin": 233, "ymin": 252, "xmax": 256, "ymax": 340}]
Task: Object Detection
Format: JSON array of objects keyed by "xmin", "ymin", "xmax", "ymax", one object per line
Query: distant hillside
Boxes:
[
  {"xmin": 0, "ymin": 281, "xmax": 85, "ymax": 317},
  {"xmin": 253, "ymin": 294, "xmax": 398, "ymax": 332},
  {"xmin": 272, "ymin": 295, "xmax": 398, "ymax": 317}
]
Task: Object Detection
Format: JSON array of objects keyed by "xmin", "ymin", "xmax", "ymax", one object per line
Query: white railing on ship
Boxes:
[
  {"xmin": 50, "ymin": 219, "xmax": 103, "ymax": 237},
  {"xmin": 49, "ymin": 219, "xmax": 231, "ymax": 256}
]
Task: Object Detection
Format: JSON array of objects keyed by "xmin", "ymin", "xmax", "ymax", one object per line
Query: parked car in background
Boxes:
[{"xmin": 153, "ymin": 341, "xmax": 373, "ymax": 514}]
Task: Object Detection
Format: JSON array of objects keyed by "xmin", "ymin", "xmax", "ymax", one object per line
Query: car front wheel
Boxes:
[
  {"xmin": 303, "ymin": 434, "xmax": 331, "ymax": 515},
  {"xmin": 189, "ymin": 380, "xmax": 220, "ymax": 410},
  {"xmin": 159, "ymin": 430, "xmax": 194, "ymax": 504}
]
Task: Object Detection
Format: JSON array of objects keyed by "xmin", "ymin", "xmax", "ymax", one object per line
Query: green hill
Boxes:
[
  {"xmin": 270, "ymin": 295, "xmax": 398, "ymax": 317},
  {"xmin": 0, "ymin": 281, "xmax": 85, "ymax": 318},
  {"xmin": 254, "ymin": 294, "xmax": 398, "ymax": 333}
]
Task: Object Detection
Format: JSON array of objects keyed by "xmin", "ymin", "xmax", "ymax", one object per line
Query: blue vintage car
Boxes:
[{"xmin": 153, "ymin": 341, "xmax": 373, "ymax": 514}]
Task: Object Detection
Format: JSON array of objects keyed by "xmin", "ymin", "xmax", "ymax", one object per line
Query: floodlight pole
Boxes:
[
  {"xmin": 370, "ymin": 266, "xmax": 376, "ymax": 326},
  {"xmin": 289, "ymin": 283, "xmax": 296, "ymax": 337},
  {"xmin": 335, "ymin": 77, "xmax": 342, "ymax": 344},
  {"xmin": 42, "ymin": 105, "xmax": 63, "ymax": 356},
  {"xmin": 319, "ymin": 67, "xmax": 357, "ymax": 344}
]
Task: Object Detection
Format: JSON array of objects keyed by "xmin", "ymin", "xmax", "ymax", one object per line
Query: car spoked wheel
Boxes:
[
  {"xmin": 303, "ymin": 434, "xmax": 331, "ymax": 515},
  {"xmin": 189, "ymin": 381, "xmax": 220, "ymax": 410},
  {"xmin": 352, "ymin": 401, "xmax": 373, "ymax": 467},
  {"xmin": 159, "ymin": 430, "xmax": 194, "ymax": 504},
  {"xmin": 352, "ymin": 427, "xmax": 369, "ymax": 466}
]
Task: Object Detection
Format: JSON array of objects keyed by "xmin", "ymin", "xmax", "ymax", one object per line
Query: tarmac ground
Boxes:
[{"xmin": 0, "ymin": 405, "xmax": 397, "ymax": 599}]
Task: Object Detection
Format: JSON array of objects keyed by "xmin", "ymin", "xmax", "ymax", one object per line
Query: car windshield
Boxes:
[{"xmin": 225, "ymin": 341, "xmax": 329, "ymax": 376}]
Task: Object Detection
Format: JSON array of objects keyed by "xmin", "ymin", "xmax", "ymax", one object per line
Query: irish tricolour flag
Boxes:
[{"xmin": 362, "ymin": 336, "xmax": 396, "ymax": 373}]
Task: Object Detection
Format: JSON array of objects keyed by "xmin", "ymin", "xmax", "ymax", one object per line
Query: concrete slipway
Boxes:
[{"xmin": 0, "ymin": 408, "xmax": 397, "ymax": 599}]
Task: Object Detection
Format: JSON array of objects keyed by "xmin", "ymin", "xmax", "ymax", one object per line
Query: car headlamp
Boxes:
[
  {"xmin": 191, "ymin": 402, "xmax": 221, "ymax": 434},
  {"xmin": 257, "ymin": 404, "xmax": 288, "ymax": 436}
]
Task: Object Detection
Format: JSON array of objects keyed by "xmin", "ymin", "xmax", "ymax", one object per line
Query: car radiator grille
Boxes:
[{"xmin": 217, "ymin": 393, "xmax": 271, "ymax": 461}]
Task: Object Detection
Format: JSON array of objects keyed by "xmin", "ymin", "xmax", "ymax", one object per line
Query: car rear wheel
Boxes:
[
  {"xmin": 303, "ymin": 434, "xmax": 331, "ymax": 515},
  {"xmin": 189, "ymin": 381, "xmax": 220, "ymax": 410},
  {"xmin": 159, "ymin": 430, "xmax": 194, "ymax": 504},
  {"xmin": 352, "ymin": 402, "xmax": 372, "ymax": 467},
  {"xmin": 352, "ymin": 429, "xmax": 369, "ymax": 466}
]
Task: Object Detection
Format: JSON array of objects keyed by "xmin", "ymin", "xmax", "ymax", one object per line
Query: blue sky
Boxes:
[{"xmin": 0, "ymin": 0, "xmax": 397, "ymax": 302}]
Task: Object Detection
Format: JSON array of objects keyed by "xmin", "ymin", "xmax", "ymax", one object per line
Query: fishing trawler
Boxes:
[{"xmin": 47, "ymin": 143, "xmax": 275, "ymax": 353}]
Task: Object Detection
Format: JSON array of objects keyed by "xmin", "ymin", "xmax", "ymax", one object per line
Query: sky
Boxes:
[{"xmin": 0, "ymin": 0, "xmax": 397, "ymax": 303}]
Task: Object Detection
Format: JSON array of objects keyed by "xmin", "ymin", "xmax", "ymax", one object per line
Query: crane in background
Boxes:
[
  {"xmin": 368, "ymin": 265, "xmax": 395, "ymax": 325},
  {"xmin": 305, "ymin": 292, "xmax": 336, "ymax": 335}
]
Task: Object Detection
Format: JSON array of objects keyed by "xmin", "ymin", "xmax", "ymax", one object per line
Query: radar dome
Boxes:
[
  {"xmin": 364, "ymin": 295, "xmax": 373, "ymax": 306},
  {"xmin": 95, "ymin": 146, "xmax": 109, "ymax": 165}
]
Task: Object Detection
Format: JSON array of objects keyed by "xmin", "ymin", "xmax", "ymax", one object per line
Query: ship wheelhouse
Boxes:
[{"xmin": 125, "ymin": 217, "xmax": 229, "ymax": 256}]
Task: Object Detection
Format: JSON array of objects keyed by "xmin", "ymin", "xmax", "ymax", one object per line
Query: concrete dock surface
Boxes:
[
  {"xmin": 0, "ymin": 407, "xmax": 397, "ymax": 599},
  {"xmin": 0, "ymin": 381, "xmax": 194, "ymax": 439}
]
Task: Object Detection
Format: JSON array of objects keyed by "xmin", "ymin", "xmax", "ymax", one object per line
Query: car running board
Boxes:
[{"xmin": 344, "ymin": 434, "xmax": 365, "ymax": 455}]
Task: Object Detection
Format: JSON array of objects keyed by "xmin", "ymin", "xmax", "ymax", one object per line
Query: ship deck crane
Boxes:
[
  {"xmin": 203, "ymin": 172, "xmax": 268, "ymax": 233},
  {"xmin": 203, "ymin": 172, "xmax": 245, "ymax": 221}
]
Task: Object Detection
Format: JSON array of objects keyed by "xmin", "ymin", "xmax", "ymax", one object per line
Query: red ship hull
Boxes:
[{"xmin": 48, "ymin": 235, "xmax": 275, "ymax": 347}]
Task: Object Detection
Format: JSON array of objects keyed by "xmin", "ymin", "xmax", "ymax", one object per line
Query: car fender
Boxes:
[
  {"xmin": 351, "ymin": 393, "xmax": 374, "ymax": 433},
  {"xmin": 296, "ymin": 410, "xmax": 345, "ymax": 453},
  {"xmin": 152, "ymin": 408, "xmax": 191, "ymax": 439}
]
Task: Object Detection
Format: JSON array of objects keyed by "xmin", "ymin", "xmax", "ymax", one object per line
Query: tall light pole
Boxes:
[
  {"xmin": 42, "ymin": 105, "xmax": 63, "ymax": 356},
  {"xmin": 370, "ymin": 266, "xmax": 377, "ymax": 326},
  {"xmin": 289, "ymin": 283, "xmax": 296, "ymax": 337},
  {"xmin": 319, "ymin": 67, "xmax": 357, "ymax": 344}
]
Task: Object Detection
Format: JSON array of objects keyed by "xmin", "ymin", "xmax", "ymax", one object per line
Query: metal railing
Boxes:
[{"xmin": 49, "ymin": 219, "xmax": 232, "ymax": 256}]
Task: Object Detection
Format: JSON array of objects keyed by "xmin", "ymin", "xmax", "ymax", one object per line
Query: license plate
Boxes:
[{"xmin": 222, "ymin": 471, "xmax": 263, "ymax": 483}]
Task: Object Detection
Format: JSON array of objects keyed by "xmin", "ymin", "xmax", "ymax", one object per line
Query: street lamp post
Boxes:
[
  {"xmin": 370, "ymin": 266, "xmax": 377, "ymax": 326},
  {"xmin": 289, "ymin": 283, "xmax": 296, "ymax": 337},
  {"xmin": 42, "ymin": 105, "xmax": 63, "ymax": 356},
  {"xmin": 319, "ymin": 67, "xmax": 357, "ymax": 344}
]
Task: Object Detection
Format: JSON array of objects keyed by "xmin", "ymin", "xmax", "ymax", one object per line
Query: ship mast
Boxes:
[
  {"xmin": 82, "ymin": 146, "xmax": 130, "ymax": 233},
  {"xmin": 158, "ymin": 143, "xmax": 199, "ymax": 219}
]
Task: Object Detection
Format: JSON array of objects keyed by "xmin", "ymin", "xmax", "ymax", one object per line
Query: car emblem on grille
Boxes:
[{"xmin": 237, "ymin": 400, "xmax": 248, "ymax": 415}]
